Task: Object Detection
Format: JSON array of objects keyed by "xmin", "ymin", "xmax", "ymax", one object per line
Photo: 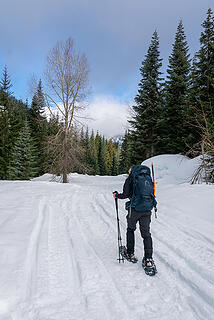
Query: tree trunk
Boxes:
[{"xmin": 63, "ymin": 117, "xmax": 68, "ymax": 183}]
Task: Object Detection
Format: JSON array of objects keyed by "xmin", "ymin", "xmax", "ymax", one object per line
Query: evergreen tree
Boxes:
[
  {"xmin": 162, "ymin": 21, "xmax": 191, "ymax": 153},
  {"xmin": 111, "ymin": 149, "xmax": 118, "ymax": 175},
  {"xmin": 29, "ymin": 80, "xmax": 47, "ymax": 175},
  {"xmin": 106, "ymin": 140, "xmax": 114, "ymax": 175},
  {"xmin": 77, "ymin": 127, "xmax": 91, "ymax": 174},
  {"xmin": 8, "ymin": 121, "xmax": 38, "ymax": 180},
  {"xmin": 0, "ymin": 66, "xmax": 13, "ymax": 179},
  {"xmin": 0, "ymin": 65, "xmax": 13, "ymax": 109},
  {"xmin": 129, "ymin": 31, "xmax": 163, "ymax": 162},
  {"xmin": 84, "ymin": 127, "xmax": 90, "ymax": 167},
  {"xmin": 190, "ymin": 8, "xmax": 214, "ymax": 126},
  {"xmin": 118, "ymin": 131, "xmax": 132, "ymax": 173},
  {"xmin": 88, "ymin": 130, "xmax": 99, "ymax": 174},
  {"xmin": 45, "ymin": 114, "xmax": 62, "ymax": 173},
  {"xmin": 78, "ymin": 127, "xmax": 86, "ymax": 173},
  {"xmin": 47, "ymin": 114, "xmax": 61, "ymax": 136},
  {"xmin": 0, "ymin": 112, "xmax": 7, "ymax": 178},
  {"xmin": 80, "ymin": 127, "xmax": 85, "ymax": 147},
  {"xmin": 93, "ymin": 132, "xmax": 108, "ymax": 175},
  {"xmin": 192, "ymin": 9, "xmax": 214, "ymax": 106},
  {"xmin": 98, "ymin": 136, "xmax": 107, "ymax": 175},
  {"xmin": 187, "ymin": 8, "xmax": 214, "ymax": 162}
]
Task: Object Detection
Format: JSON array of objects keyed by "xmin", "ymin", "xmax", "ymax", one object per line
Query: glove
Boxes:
[{"xmin": 113, "ymin": 191, "xmax": 119, "ymax": 199}]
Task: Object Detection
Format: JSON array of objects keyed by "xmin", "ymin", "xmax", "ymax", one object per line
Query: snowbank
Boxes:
[
  {"xmin": 142, "ymin": 154, "xmax": 201, "ymax": 184},
  {"xmin": 32, "ymin": 172, "xmax": 127, "ymax": 184},
  {"xmin": 32, "ymin": 154, "xmax": 202, "ymax": 186}
]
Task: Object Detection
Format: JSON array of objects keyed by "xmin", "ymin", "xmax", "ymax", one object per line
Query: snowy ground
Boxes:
[{"xmin": 0, "ymin": 155, "xmax": 214, "ymax": 320}]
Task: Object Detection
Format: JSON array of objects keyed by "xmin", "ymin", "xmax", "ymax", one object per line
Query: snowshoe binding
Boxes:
[
  {"xmin": 142, "ymin": 257, "xmax": 157, "ymax": 276},
  {"xmin": 119, "ymin": 246, "xmax": 138, "ymax": 263}
]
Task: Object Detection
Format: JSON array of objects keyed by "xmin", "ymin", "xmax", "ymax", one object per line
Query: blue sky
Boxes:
[{"xmin": 0, "ymin": 0, "xmax": 213, "ymax": 136}]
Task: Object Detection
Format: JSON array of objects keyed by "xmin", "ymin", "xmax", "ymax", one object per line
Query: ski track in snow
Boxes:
[{"xmin": 0, "ymin": 178, "xmax": 213, "ymax": 320}]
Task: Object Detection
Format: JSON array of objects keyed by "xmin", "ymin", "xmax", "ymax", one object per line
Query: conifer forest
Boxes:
[{"xmin": 0, "ymin": 9, "xmax": 214, "ymax": 182}]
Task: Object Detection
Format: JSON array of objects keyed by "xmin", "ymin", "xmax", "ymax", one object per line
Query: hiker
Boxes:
[{"xmin": 113, "ymin": 165, "xmax": 157, "ymax": 270}]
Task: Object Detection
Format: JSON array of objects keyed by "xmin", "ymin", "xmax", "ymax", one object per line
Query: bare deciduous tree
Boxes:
[{"xmin": 44, "ymin": 38, "xmax": 89, "ymax": 182}]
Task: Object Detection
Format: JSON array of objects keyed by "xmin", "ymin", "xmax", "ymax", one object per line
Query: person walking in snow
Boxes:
[{"xmin": 113, "ymin": 165, "xmax": 157, "ymax": 274}]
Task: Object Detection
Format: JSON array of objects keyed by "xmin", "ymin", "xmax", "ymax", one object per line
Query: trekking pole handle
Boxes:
[{"xmin": 113, "ymin": 191, "xmax": 119, "ymax": 198}]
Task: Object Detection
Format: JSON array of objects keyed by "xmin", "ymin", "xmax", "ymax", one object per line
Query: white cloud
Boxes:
[
  {"xmin": 82, "ymin": 95, "xmax": 130, "ymax": 138},
  {"xmin": 44, "ymin": 95, "xmax": 132, "ymax": 138}
]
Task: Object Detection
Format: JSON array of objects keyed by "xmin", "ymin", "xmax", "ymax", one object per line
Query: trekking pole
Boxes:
[
  {"xmin": 152, "ymin": 163, "xmax": 158, "ymax": 218},
  {"xmin": 114, "ymin": 196, "xmax": 124, "ymax": 263}
]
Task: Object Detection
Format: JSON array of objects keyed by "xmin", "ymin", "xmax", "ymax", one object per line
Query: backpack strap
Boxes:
[{"xmin": 130, "ymin": 174, "xmax": 136, "ymax": 208}]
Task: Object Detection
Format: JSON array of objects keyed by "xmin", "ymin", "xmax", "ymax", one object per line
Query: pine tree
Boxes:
[
  {"xmin": 0, "ymin": 112, "xmax": 6, "ymax": 178},
  {"xmin": 111, "ymin": 149, "xmax": 119, "ymax": 176},
  {"xmin": 191, "ymin": 8, "xmax": 214, "ymax": 125},
  {"xmin": 93, "ymin": 132, "xmax": 108, "ymax": 175},
  {"xmin": 162, "ymin": 21, "xmax": 191, "ymax": 153},
  {"xmin": 84, "ymin": 127, "xmax": 90, "ymax": 167},
  {"xmin": 106, "ymin": 140, "xmax": 114, "ymax": 175},
  {"xmin": 129, "ymin": 31, "xmax": 163, "ymax": 162},
  {"xmin": 118, "ymin": 131, "xmax": 132, "ymax": 173},
  {"xmin": 8, "ymin": 121, "xmax": 38, "ymax": 180},
  {"xmin": 29, "ymin": 80, "xmax": 47, "ymax": 175},
  {"xmin": 47, "ymin": 114, "xmax": 61, "ymax": 136},
  {"xmin": 0, "ymin": 65, "xmax": 13, "ymax": 109},
  {"xmin": 78, "ymin": 127, "xmax": 86, "ymax": 173},
  {"xmin": 188, "ymin": 9, "xmax": 214, "ymax": 178},
  {"xmin": 98, "ymin": 136, "xmax": 107, "ymax": 175},
  {"xmin": 88, "ymin": 130, "xmax": 99, "ymax": 174},
  {"xmin": 0, "ymin": 66, "xmax": 13, "ymax": 179}
]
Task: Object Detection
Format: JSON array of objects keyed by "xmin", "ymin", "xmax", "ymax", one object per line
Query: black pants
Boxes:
[{"xmin": 126, "ymin": 209, "xmax": 153, "ymax": 258}]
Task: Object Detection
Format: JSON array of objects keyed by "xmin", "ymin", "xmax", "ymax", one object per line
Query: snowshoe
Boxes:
[
  {"xmin": 142, "ymin": 257, "xmax": 157, "ymax": 276},
  {"xmin": 119, "ymin": 246, "xmax": 138, "ymax": 263}
]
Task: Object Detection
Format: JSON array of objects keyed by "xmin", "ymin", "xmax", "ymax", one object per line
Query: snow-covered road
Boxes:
[{"xmin": 0, "ymin": 172, "xmax": 213, "ymax": 320}]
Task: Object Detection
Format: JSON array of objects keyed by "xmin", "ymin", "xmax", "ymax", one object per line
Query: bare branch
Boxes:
[{"xmin": 43, "ymin": 37, "xmax": 90, "ymax": 182}]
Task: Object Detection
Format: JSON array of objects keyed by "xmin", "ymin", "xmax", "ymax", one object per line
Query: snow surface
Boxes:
[
  {"xmin": 0, "ymin": 155, "xmax": 213, "ymax": 320},
  {"xmin": 142, "ymin": 154, "xmax": 202, "ymax": 184}
]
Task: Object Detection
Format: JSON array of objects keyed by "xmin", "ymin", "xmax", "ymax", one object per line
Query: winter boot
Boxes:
[
  {"xmin": 119, "ymin": 246, "xmax": 138, "ymax": 263},
  {"xmin": 142, "ymin": 257, "xmax": 157, "ymax": 276}
]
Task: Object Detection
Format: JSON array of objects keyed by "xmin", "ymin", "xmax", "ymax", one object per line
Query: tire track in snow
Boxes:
[
  {"xmin": 60, "ymin": 192, "xmax": 136, "ymax": 320},
  {"xmin": 42, "ymin": 198, "xmax": 85, "ymax": 320},
  {"xmin": 153, "ymin": 209, "xmax": 214, "ymax": 284},
  {"xmin": 11, "ymin": 197, "xmax": 49, "ymax": 320},
  {"xmin": 11, "ymin": 192, "xmax": 86, "ymax": 320},
  {"xmin": 65, "ymin": 191, "xmax": 192, "ymax": 320},
  {"xmin": 157, "ymin": 203, "xmax": 214, "ymax": 250},
  {"xmin": 155, "ymin": 247, "xmax": 214, "ymax": 320},
  {"xmin": 152, "ymin": 219, "xmax": 214, "ymax": 319},
  {"xmin": 146, "ymin": 207, "xmax": 214, "ymax": 319},
  {"xmin": 91, "ymin": 192, "xmax": 214, "ymax": 320}
]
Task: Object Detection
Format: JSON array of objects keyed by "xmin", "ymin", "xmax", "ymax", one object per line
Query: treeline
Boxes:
[
  {"xmin": 119, "ymin": 8, "xmax": 214, "ymax": 182},
  {"xmin": 77, "ymin": 129, "xmax": 120, "ymax": 176},
  {"xmin": 0, "ymin": 72, "xmax": 57, "ymax": 180},
  {"xmin": 1, "ymin": 8, "xmax": 214, "ymax": 181},
  {"xmin": 0, "ymin": 70, "xmax": 120, "ymax": 179}
]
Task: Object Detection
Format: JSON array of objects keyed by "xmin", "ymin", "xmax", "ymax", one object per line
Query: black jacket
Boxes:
[{"xmin": 117, "ymin": 175, "xmax": 133, "ymax": 199}]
